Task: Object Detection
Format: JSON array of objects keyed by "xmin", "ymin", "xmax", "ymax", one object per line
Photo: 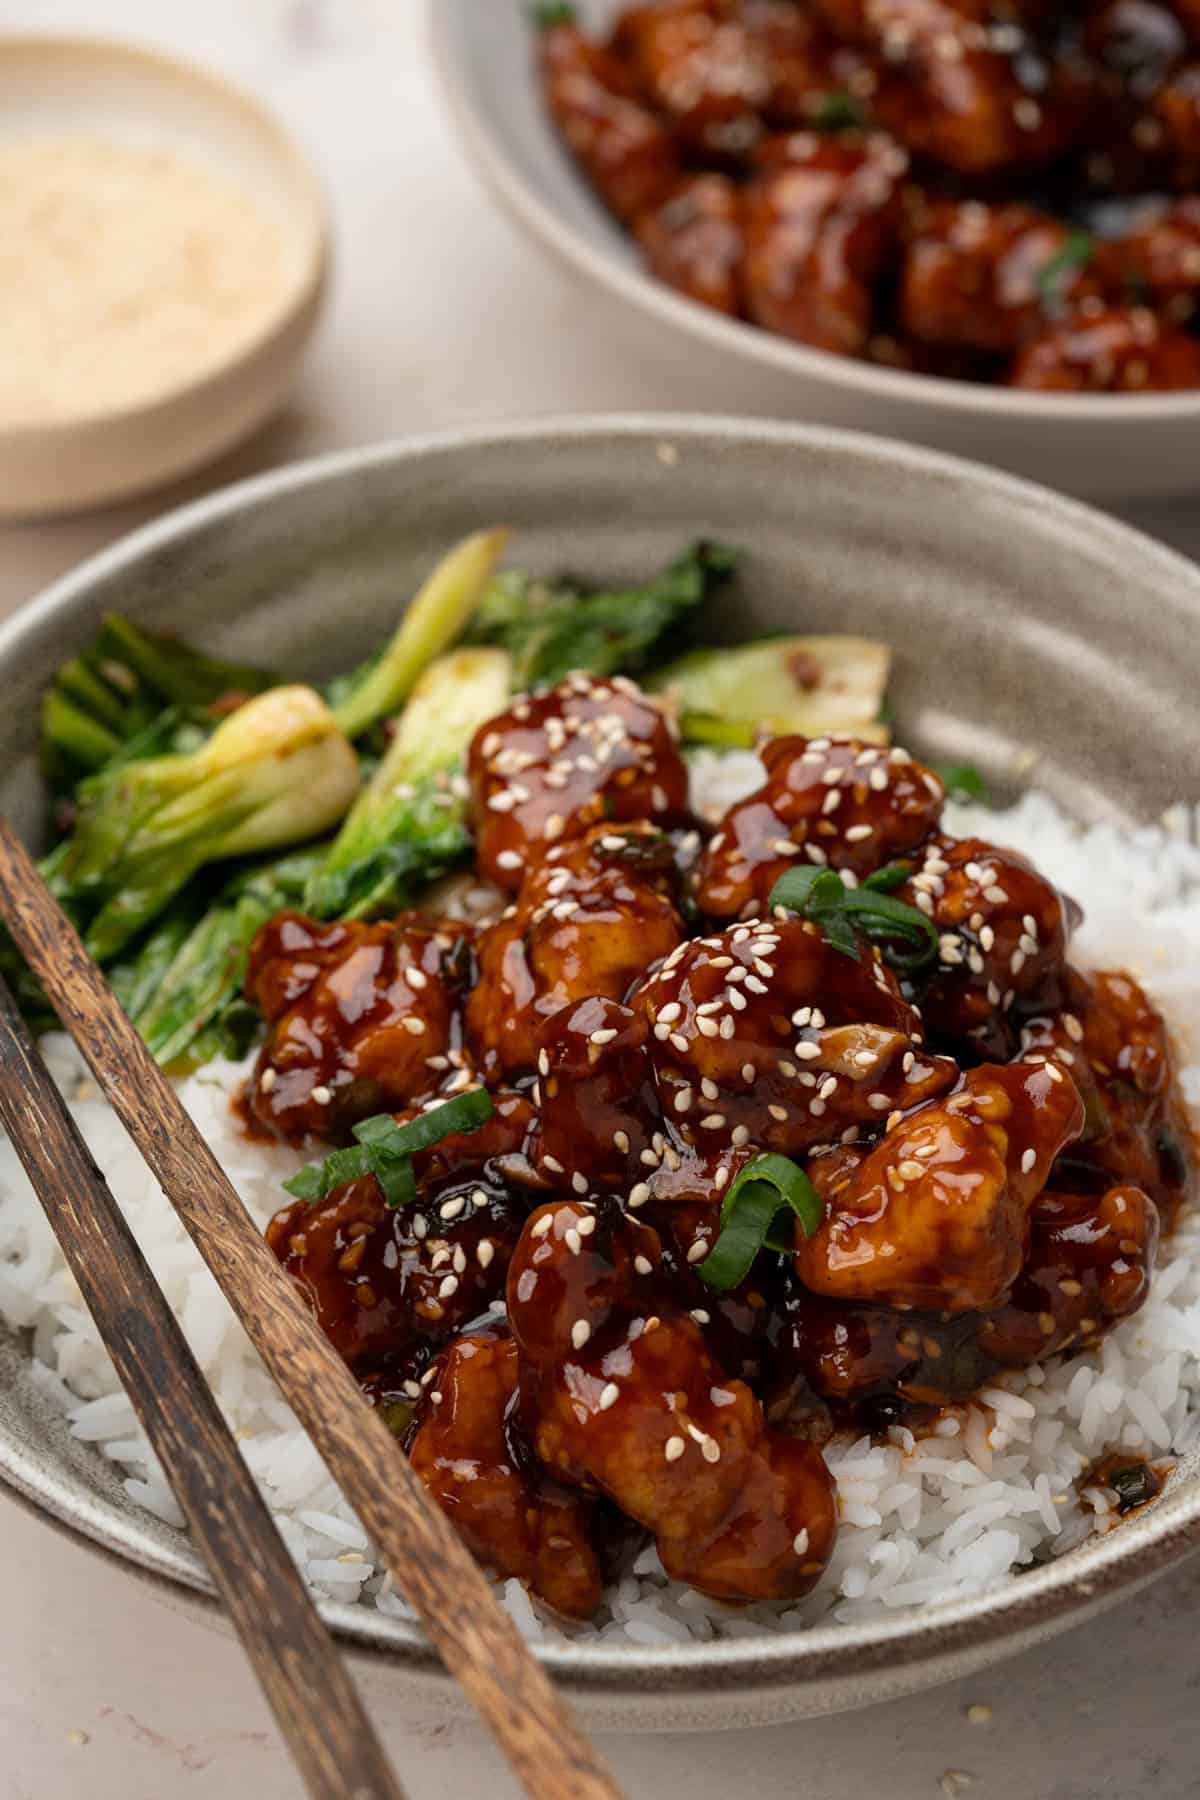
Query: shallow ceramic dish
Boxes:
[
  {"xmin": 0, "ymin": 35, "xmax": 329, "ymax": 520},
  {"xmin": 2, "ymin": 416, "xmax": 1200, "ymax": 1730},
  {"xmin": 430, "ymin": 0, "xmax": 1200, "ymax": 505}
]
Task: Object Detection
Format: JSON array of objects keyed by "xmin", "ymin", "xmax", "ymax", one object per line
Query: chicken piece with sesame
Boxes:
[
  {"xmin": 537, "ymin": 15, "xmax": 681, "ymax": 221},
  {"xmin": 613, "ymin": 0, "xmax": 772, "ymax": 160},
  {"xmin": 1097, "ymin": 198, "xmax": 1200, "ymax": 313},
  {"xmin": 508, "ymin": 1198, "xmax": 838, "ymax": 1602},
  {"xmin": 466, "ymin": 674, "xmax": 690, "ymax": 891},
  {"xmin": 1010, "ymin": 303, "xmax": 1200, "ymax": 389},
  {"xmin": 408, "ymin": 1332, "xmax": 605, "ymax": 1619},
  {"xmin": 741, "ymin": 138, "xmax": 909, "ymax": 355},
  {"xmin": 897, "ymin": 835, "xmax": 1075, "ymax": 1061},
  {"xmin": 467, "ymin": 822, "xmax": 686, "ymax": 1079},
  {"xmin": 698, "ymin": 736, "xmax": 944, "ymax": 922},
  {"xmin": 535, "ymin": 995, "xmax": 664, "ymax": 1193},
  {"xmin": 900, "ymin": 202, "xmax": 1101, "ymax": 353},
  {"xmin": 633, "ymin": 913, "xmax": 958, "ymax": 1164},
  {"xmin": 1019, "ymin": 966, "xmax": 1195, "ymax": 1226},
  {"xmin": 795, "ymin": 1059, "xmax": 1085, "ymax": 1313},
  {"xmin": 634, "ymin": 174, "xmax": 746, "ymax": 315},
  {"xmin": 266, "ymin": 1170, "xmax": 525, "ymax": 1375},
  {"xmin": 244, "ymin": 913, "xmax": 473, "ymax": 1143}
]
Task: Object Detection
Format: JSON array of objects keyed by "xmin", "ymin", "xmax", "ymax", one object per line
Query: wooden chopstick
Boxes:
[
  {"xmin": 0, "ymin": 972, "xmax": 406, "ymax": 1800},
  {"xmin": 0, "ymin": 819, "xmax": 623, "ymax": 1800}
]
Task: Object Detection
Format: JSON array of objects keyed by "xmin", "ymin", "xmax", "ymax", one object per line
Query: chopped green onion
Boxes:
[
  {"xmin": 532, "ymin": 1, "xmax": 576, "ymax": 23},
  {"xmin": 812, "ymin": 90, "xmax": 868, "ymax": 130},
  {"xmin": 769, "ymin": 865, "xmax": 938, "ymax": 974},
  {"xmin": 283, "ymin": 1089, "xmax": 494, "ymax": 1207},
  {"xmin": 862, "ymin": 861, "xmax": 913, "ymax": 894},
  {"xmin": 697, "ymin": 1153, "xmax": 824, "ymax": 1291},
  {"xmin": 1037, "ymin": 232, "xmax": 1094, "ymax": 310},
  {"xmin": 935, "ymin": 762, "xmax": 989, "ymax": 803}
]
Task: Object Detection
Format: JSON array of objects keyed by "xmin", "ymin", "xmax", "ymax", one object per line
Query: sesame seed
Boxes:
[
  {"xmin": 793, "ymin": 1529, "xmax": 810, "ymax": 1556},
  {"xmin": 590, "ymin": 1027, "xmax": 618, "ymax": 1046},
  {"xmin": 1020, "ymin": 1148, "xmax": 1036, "ymax": 1174},
  {"xmin": 691, "ymin": 1308, "xmax": 711, "ymax": 1325},
  {"xmin": 868, "ymin": 1092, "xmax": 891, "ymax": 1110},
  {"xmin": 664, "ymin": 1436, "xmax": 685, "ymax": 1462},
  {"xmin": 629, "ymin": 1182, "xmax": 651, "ymax": 1208},
  {"xmin": 687, "ymin": 1239, "xmax": 709, "ymax": 1264},
  {"xmin": 700, "ymin": 1113, "xmax": 727, "ymax": 1130},
  {"xmin": 565, "ymin": 1228, "xmax": 582, "ymax": 1255},
  {"xmin": 543, "ymin": 1154, "xmax": 565, "ymax": 1174},
  {"xmin": 670, "ymin": 1032, "xmax": 690, "ymax": 1054},
  {"xmin": 598, "ymin": 1382, "xmax": 620, "ymax": 1411},
  {"xmin": 701, "ymin": 1437, "xmax": 721, "ymax": 1464},
  {"xmin": 1063, "ymin": 1013, "xmax": 1083, "ymax": 1042},
  {"xmin": 572, "ymin": 1319, "xmax": 591, "ymax": 1350},
  {"xmin": 531, "ymin": 1214, "xmax": 553, "ymax": 1237},
  {"xmin": 983, "ymin": 885, "xmax": 1008, "ymax": 905},
  {"xmin": 897, "ymin": 1159, "xmax": 924, "ymax": 1180},
  {"xmin": 966, "ymin": 1703, "xmax": 992, "ymax": 1725},
  {"xmin": 675, "ymin": 1087, "xmax": 694, "ymax": 1114},
  {"xmin": 402, "ymin": 1017, "xmax": 426, "ymax": 1036},
  {"xmin": 796, "ymin": 1041, "xmax": 821, "ymax": 1061},
  {"xmin": 477, "ymin": 1239, "xmax": 495, "ymax": 1268},
  {"xmin": 768, "ymin": 1103, "xmax": 788, "ymax": 1122},
  {"xmin": 440, "ymin": 1196, "xmax": 466, "ymax": 1221},
  {"xmin": 822, "ymin": 789, "xmax": 842, "ymax": 815},
  {"xmin": 438, "ymin": 1275, "xmax": 459, "ymax": 1299},
  {"xmin": 869, "ymin": 767, "xmax": 889, "ymax": 792},
  {"xmin": 487, "ymin": 791, "xmax": 517, "ymax": 813},
  {"xmin": 259, "ymin": 1066, "xmax": 277, "ymax": 1094},
  {"xmin": 310, "ymin": 1085, "xmax": 331, "ymax": 1106},
  {"xmin": 845, "ymin": 824, "xmax": 873, "ymax": 842},
  {"xmin": 731, "ymin": 1124, "xmax": 750, "ymax": 1148},
  {"xmin": 742, "ymin": 1061, "xmax": 756, "ymax": 1083},
  {"xmin": 571, "ymin": 1172, "xmax": 589, "ymax": 1195}
]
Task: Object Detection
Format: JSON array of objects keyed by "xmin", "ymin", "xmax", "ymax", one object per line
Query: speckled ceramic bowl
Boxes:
[
  {"xmin": 430, "ymin": 0, "xmax": 1200, "ymax": 505},
  {"xmin": 1, "ymin": 418, "xmax": 1199, "ymax": 1730}
]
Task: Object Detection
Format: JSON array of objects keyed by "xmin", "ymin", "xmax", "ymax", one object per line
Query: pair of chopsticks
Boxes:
[{"xmin": 0, "ymin": 819, "xmax": 622, "ymax": 1800}]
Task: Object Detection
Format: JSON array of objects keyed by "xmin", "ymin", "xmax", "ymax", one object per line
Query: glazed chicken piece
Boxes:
[
  {"xmin": 741, "ymin": 137, "xmax": 909, "ymax": 354},
  {"xmin": 633, "ymin": 913, "xmax": 958, "ymax": 1162},
  {"xmin": 741, "ymin": 0, "xmax": 853, "ymax": 124},
  {"xmin": 466, "ymin": 822, "xmax": 685, "ymax": 1079},
  {"xmin": 896, "ymin": 834, "xmax": 1074, "ymax": 1060},
  {"xmin": 244, "ymin": 913, "xmax": 472, "ymax": 1143},
  {"xmin": 900, "ymin": 202, "xmax": 1100, "ymax": 352},
  {"xmin": 536, "ymin": 995, "xmax": 663, "ymax": 1191},
  {"xmin": 266, "ymin": 1169, "xmax": 524, "ymax": 1372},
  {"xmin": 795, "ymin": 1059, "xmax": 1085, "ymax": 1312},
  {"xmin": 508, "ymin": 1197, "xmax": 838, "ymax": 1602},
  {"xmin": 613, "ymin": 0, "xmax": 772, "ymax": 159},
  {"xmin": 466, "ymin": 673, "xmax": 689, "ymax": 891},
  {"xmin": 634, "ymin": 173, "xmax": 746, "ymax": 315},
  {"xmin": 1154, "ymin": 59, "xmax": 1200, "ymax": 153},
  {"xmin": 409, "ymin": 1332, "xmax": 605, "ymax": 1619},
  {"xmin": 809, "ymin": 0, "xmax": 1089, "ymax": 173},
  {"xmin": 698, "ymin": 736, "xmax": 944, "ymax": 921},
  {"xmin": 1020, "ymin": 966, "xmax": 1195, "ymax": 1225},
  {"xmin": 1010, "ymin": 302, "xmax": 1200, "ymax": 388},
  {"xmin": 538, "ymin": 16, "xmax": 681, "ymax": 221},
  {"xmin": 1098, "ymin": 197, "xmax": 1200, "ymax": 310}
]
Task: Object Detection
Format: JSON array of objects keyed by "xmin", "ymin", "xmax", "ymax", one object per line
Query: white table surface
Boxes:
[{"xmin": 1, "ymin": 2, "xmax": 1199, "ymax": 1795}]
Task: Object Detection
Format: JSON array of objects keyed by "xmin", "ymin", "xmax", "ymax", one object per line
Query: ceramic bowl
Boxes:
[
  {"xmin": 430, "ymin": 0, "xmax": 1200, "ymax": 505},
  {"xmin": 2, "ymin": 417, "xmax": 1199, "ymax": 1730},
  {"xmin": 0, "ymin": 35, "xmax": 329, "ymax": 519}
]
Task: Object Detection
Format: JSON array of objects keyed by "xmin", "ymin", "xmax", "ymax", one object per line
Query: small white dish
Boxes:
[
  {"xmin": 0, "ymin": 35, "xmax": 330, "ymax": 519},
  {"xmin": 430, "ymin": 0, "xmax": 1200, "ymax": 503}
]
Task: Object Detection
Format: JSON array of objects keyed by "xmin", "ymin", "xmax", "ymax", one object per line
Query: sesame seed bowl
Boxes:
[
  {"xmin": 2, "ymin": 416, "xmax": 1200, "ymax": 1729},
  {"xmin": 430, "ymin": 0, "xmax": 1200, "ymax": 504}
]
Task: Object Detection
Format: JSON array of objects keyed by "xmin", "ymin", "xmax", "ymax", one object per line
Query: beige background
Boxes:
[{"xmin": 1, "ymin": 2, "xmax": 1199, "ymax": 1795}]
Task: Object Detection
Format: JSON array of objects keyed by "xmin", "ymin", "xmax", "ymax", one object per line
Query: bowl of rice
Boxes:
[{"xmin": 2, "ymin": 415, "xmax": 1200, "ymax": 1729}]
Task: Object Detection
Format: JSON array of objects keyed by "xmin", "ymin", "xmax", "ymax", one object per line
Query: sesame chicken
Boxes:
[
  {"xmin": 244, "ymin": 912, "xmax": 473, "ymax": 1142},
  {"xmin": 466, "ymin": 821, "xmax": 686, "ymax": 1079},
  {"xmin": 795, "ymin": 1060, "xmax": 1085, "ymax": 1311},
  {"xmin": 508, "ymin": 1198, "xmax": 838, "ymax": 1602},
  {"xmin": 409, "ymin": 1332, "xmax": 605, "ymax": 1619},
  {"xmin": 697, "ymin": 735, "xmax": 944, "ymax": 920},
  {"xmin": 1011, "ymin": 303, "xmax": 1200, "ymax": 390},
  {"xmin": 466, "ymin": 675, "xmax": 689, "ymax": 891},
  {"xmin": 537, "ymin": 15, "xmax": 681, "ymax": 221}
]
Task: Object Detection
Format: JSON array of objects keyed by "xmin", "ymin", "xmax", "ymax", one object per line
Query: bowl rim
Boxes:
[
  {"xmin": 4, "ymin": 410, "xmax": 1200, "ymax": 1691},
  {"xmin": 0, "ymin": 31, "xmax": 331, "ymax": 443},
  {"xmin": 427, "ymin": 0, "xmax": 1200, "ymax": 427}
]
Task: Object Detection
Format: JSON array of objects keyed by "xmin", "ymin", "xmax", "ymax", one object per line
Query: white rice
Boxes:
[{"xmin": 3, "ymin": 754, "xmax": 1200, "ymax": 1645}]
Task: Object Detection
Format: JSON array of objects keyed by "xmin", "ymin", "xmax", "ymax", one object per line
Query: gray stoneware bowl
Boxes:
[
  {"xmin": 430, "ymin": 0, "xmax": 1200, "ymax": 504},
  {"xmin": 1, "ymin": 417, "xmax": 1199, "ymax": 1730}
]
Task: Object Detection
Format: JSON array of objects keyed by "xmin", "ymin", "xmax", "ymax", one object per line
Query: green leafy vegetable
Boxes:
[
  {"xmin": 117, "ymin": 845, "xmax": 326, "ymax": 1070},
  {"xmin": 697, "ymin": 1153, "xmax": 824, "ymax": 1290},
  {"xmin": 466, "ymin": 541, "xmax": 738, "ymax": 691},
  {"xmin": 936, "ymin": 762, "xmax": 989, "ymax": 803},
  {"xmin": 331, "ymin": 529, "xmax": 509, "ymax": 740},
  {"xmin": 770, "ymin": 865, "xmax": 938, "ymax": 973},
  {"xmin": 307, "ymin": 647, "xmax": 511, "ymax": 921},
  {"xmin": 532, "ymin": 1, "xmax": 576, "ymax": 23},
  {"xmin": 650, "ymin": 634, "xmax": 891, "ymax": 748},
  {"xmin": 62, "ymin": 685, "xmax": 359, "ymax": 961},
  {"xmin": 283, "ymin": 1089, "xmax": 495, "ymax": 1207},
  {"xmin": 1037, "ymin": 232, "xmax": 1094, "ymax": 311}
]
